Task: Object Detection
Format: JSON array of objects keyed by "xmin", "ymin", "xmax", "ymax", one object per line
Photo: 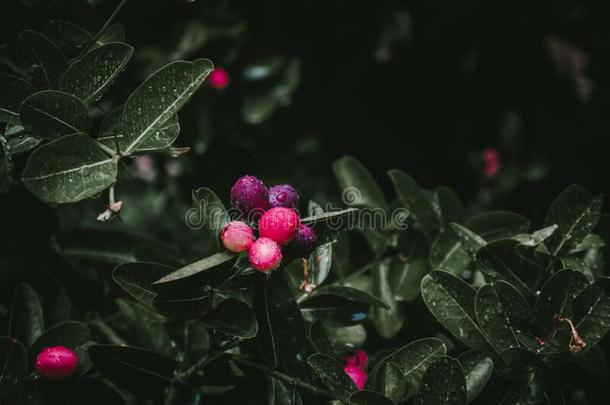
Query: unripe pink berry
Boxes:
[
  {"xmin": 344, "ymin": 365, "xmax": 367, "ymax": 390},
  {"xmin": 35, "ymin": 346, "xmax": 79, "ymax": 381},
  {"xmin": 258, "ymin": 207, "xmax": 300, "ymax": 245},
  {"xmin": 248, "ymin": 237, "xmax": 282, "ymax": 272},
  {"xmin": 220, "ymin": 221, "xmax": 254, "ymax": 252},
  {"xmin": 209, "ymin": 67, "xmax": 230, "ymax": 89}
]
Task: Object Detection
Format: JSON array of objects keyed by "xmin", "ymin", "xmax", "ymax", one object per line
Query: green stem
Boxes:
[
  {"xmin": 95, "ymin": 139, "xmax": 119, "ymax": 157},
  {"xmin": 78, "ymin": 0, "xmax": 127, "ymax": 58}
]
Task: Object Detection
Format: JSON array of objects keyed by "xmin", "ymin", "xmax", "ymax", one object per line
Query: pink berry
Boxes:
[
  {"xmin": 209, "ymin": 67, "xmax": 230, "ymax": 89},
  {"xmin": 231, "ymin": 175, "xmax": 269, "ymax": 219},
  {"xmin": 258, "ymin": 207, "xmax": 300, "ymax": 245},
  {"xmin": 35, "ymin": 346, "xmax": 79, "ymax": 381},
  {"xmin": 248, "ymin": 237, "xmax": 282, "ymax": 272},
  {"xmin": 268, "ymin": 184, "xmax": 300, "ymax": 209},
  {"xmin": 220, "ymin": 221, "xmax": 254, "ymax": 253},
  {"xmin": 482, "ymin": 148, "xmax": 500, "ymax": 178},
  {"xmin": 344, "ymin": 366, "xmax": 367, "ymax": 390},
  {"xmin": 344, "ymin": 350, "xmax": 368, "ymax": 369}
]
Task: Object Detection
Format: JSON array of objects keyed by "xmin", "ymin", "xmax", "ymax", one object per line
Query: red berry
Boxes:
[
  {"xmin": 344, "ymin": 366, "xmax": 367, "ymax": 390},
  {"xmin": 35, "ymin": 346, "xmax": 79, "ymax": 381},
  {"xmin": 231, "ymin": 175, "xmax": 269, "ymax": 219},
  {"xmin": 248, "ymin": 237, "xmax": 282, "ymax": 272},
  {"xmin": 209, "ymin": 67, "xmax": 230, "ymax": 89},
  {"xmin": 482, "ymin": 148, "xmax": 500, "ymax": 178},
  {"xmin": 220, "ymin": 221, "xmax": 254, "ymax": 252},
  {"xmin": 258, "ymin": 207, "xmax": 300, "ymax": 245}
]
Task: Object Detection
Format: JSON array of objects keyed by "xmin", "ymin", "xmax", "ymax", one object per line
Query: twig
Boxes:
[
  {"xmin": 95, "ymin": 139, "xmax": 119, "ymax": 157},
  {"xmin": 78, "ymin": 0, "xmax": 128, "ymax": 58}
]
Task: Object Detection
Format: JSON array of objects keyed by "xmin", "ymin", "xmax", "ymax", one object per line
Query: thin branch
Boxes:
[{"xmin": 78, "ymin": 0, "xmax": 127, "ymax": 58}]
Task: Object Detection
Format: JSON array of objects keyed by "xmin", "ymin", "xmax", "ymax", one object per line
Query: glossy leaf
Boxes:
[
  {"xmin": 429, "ymin": 231, "xmax": 471, "ymax": 274},
  {"xmin": 323, "ymin": 323, "xmax": 367, "ymax": 353},
  {"xmin": 544, "ymin": 185, "xmax": 603, "ymax": 256},
  {"xmin": 88, "ymin": 344, "xmax": 177, "ymax": 398},
  {"xmin": 456, "ymin": 351, "xmax": 494, "ymax": 404},
  {"xmin": 421, "ymin": 271, "xmax": 491, "ymax": 351},
  {"xmin": 308, "ymin": 242, "xmax": 333, "ymax": 286},
  {"xmin": 372, "ymin": 337, "xmax": 447, "ymax": 388},
  {"xmin": 19, "ymin": 90, "xmax": 88, "ymax": 140},
  {"xmin": 254, "ymin": 271, "xmax": 307, "ymax": 369},
  {"xmin": 201, "ymin": 298, "xmax": 258, "ymax": 338},
  {"xmin": 21, "ymin": 133, "xmax": 117, "ymax": 204},
  {"xmin": 113, "ymin": 262, "xmax": 176, "ymax": 307},
  {"xmin": 437, "ymin": 186, "xmax": 467, "ymax": 225},
  {"xmin": 573, "ymin": 277, "xmax": 610, "ymax": 356},
  {"xmin": 188, "ymin": 187, "xmax": 230, "ymax": 251},
  {"xmin": 475, "ymin": 281, "xmax": 533, "ymax": 353},
  {"xmin": 307, "ymin": 353, "xmax": 357, "ymax": 402},
  {"xmin": 373, "ymin": 362, "xmax": 406, "ymax": 403},
  {"xmin": 4, "ymin": 124, "xmax": 41, "ymax": 154},
  {"xmin": 115, "ymin": 299, "xmax": 175, "ymax": 356},
  {"xmin": 9, "ymin": 283, "xmax": 44, "ymax": 347},
  {"xmin": 415, "ymin": 356, "xmax": 467, "ymax": 405},
  {"xmin": 390, "ymin": 258, "xmax": 428, "ymax": 302},
  {"xmin": 372, "ymin": 258, "xmax": 405, "ymax": 339},
  {"xmin": 512, "ymin": 224, "xmax": 558, "ymax": 247},
  {"xmin": 106, "ymin": 58, "xmax": 213, "ymax": 154},
  {"xmin": 350, "ymin": 390, "xmax": 395, "ymax": 405},
  {"xmin": 59, "ymin": 43, "xmax": 133, "ymax": 104},
  {"xmin": 152, "ymin": 251, "xmax": 235, "ymax": 286},
  {"xmin": 465, "ymin": 211, "xmax": 530, "ymax": 242},
  {"xmin": 0, "ymin": 72, "xmax": 35, "ymax": 124},
  {"xmin": 153, "ymin": 293, "xmax": 210, "ymax": 321},
  {"xmin": 389, "ymin": 169, "xmax": 440, "ymax": 237},
  {"xmin": 0, "ymin": 337, "xmax": 27, "ymax": 394},
  {"xmin": 449, "ymin": 223, "xmax": 486, "ymax": 258},
  {"xmin": 333, "ymin": 155, "xmax": 386, "ymax": 209},
  {"xmin": 16, "ymin": 30, "xmax": 67, "ymax": 88}
]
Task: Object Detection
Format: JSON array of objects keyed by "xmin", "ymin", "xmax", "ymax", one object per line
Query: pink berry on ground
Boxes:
[
  {"xmin": 209, "ymin": 67, "xmax": 230, "ymax": 89},
  {"xmin": 248, "ymin": 237, "xmax": 282, "ymax": 272},
  {"xmin": 258, "ymin": 207, "xmax": 300, "ymax": 245},
  {"xmin": 344, "ymin": 365, "xmax": 367, "ymax": 390},
  {"xmin": 35, "ymin": 346, "xmax": 79, "ymax": 381},
  {"xmin": 220, "ymin": 221, "xmax": 254, "ymax": 253}
]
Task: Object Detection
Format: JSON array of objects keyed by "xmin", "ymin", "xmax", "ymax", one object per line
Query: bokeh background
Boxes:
[{"xmin": 1, "ymin": 1, "xmax": 609, "ymax": 402}]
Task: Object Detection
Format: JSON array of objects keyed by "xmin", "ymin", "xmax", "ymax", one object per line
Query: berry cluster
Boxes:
[{"xmin": 220, "ymin": 175, "xmax": 318, "ymax": 272}]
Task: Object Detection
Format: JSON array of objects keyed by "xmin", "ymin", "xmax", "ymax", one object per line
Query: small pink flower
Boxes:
[
  {"xmin": 344, "ymin": 366, "xmax": 367, "ymax": 390},
  {"xmin": 35, "ymin": 346, "xmax": 79, "ymax": 381},
  {"xmin": 248, "ymin": 237, "xmax": 282, "ymax": 272},
  {"xmin": 220, "ymin": 221, "xmax": 255, "ymax": 253},
  {"xmin": 209, "ymin": 67, "xmax": 230, "ymax": 89},
  {"xmin": 482, "ymin": 148, "xmax": 500, "ymax": 178},
  {"xmin": 258, "ymin": 207, "xmax": 300, "ymax": 245}
]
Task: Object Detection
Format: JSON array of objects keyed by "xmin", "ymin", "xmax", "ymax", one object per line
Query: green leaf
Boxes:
[
  {"xmin": 152, "ymin": 251, "xmax": 235, "ymax": 287},
  {"xmin": 371, "ymin": 337, "xmax": 447, "ymax": 388},
  {"xmin": 475, "ymin": 239, "xmax": 545, "ymax": 294},
  {"xmin": 4, "ymin": 124, "xmax": 41, "ymax": 154},
  {"xmin": 75, "ymin": 378, "xmax": 129, "ymax": 405},
  {"xmin": 0, "ymin": 72, "xmax": 35, "ymax": 124},
  {"xmin": 254, "ymin": 271, "xmax": 307, "ymax": 370},
  {"xmin": 153, "ymin": 292, "xmax": 210, "ymax": 321},
  {"xmin": 268, "ymin": 377, "xmax": 303, "ymax": 405},
  {"xmin": 390, "ymin": 258, "xmax": 428, "ymax": 302},
  {"xmin": 323, "ymin": 324, "xmax": 367, "ymax": 353},
  {"xmin": 0, "ymin": 137, "xmax": 12, "ymax": 193},
  {"xmin": 512, "ymin": 224, "xmax": 558, "ymax": 247},
  {"xmin": 9, "ymin": 283, "xmax": 44, "ymax": 347},
  {"xmin": 98, "ymin": 106, "xmax": 180, "ymax": 153},
  {"xmin": 437, "ymin": 186, "xmax": 467, "ymax": 225},
  {"xmin": 21, "ymin": 133, "xmax": 118, "ymax": 204},
  {"xmin": 429, "ymin": 231, "xmax": 471, "ymax": 274},
  {"xmin": 88, "ymin": 344, "xmax": 177, "ymax": 398},
  {"xmin": 456, "ymin": 351, "xmax": 494, "ymax": 404},
  {"xmin": 16, "ymin": 30, "xmax": 67, "ymax": 88},
  {"xmin": 105, "ymin": 58, "xmax": 213, "ymax": 154},
  {"xmin": 389, "ymin": 169, "xmax": 440, "ymax": 237},
  {"xmin": 309, "ymin": 321, "xmax": 334, "ymax": 355},
  {"xmin": 415, "ymin": 356, "xmax": 467, "ymax": 405},
  {"xmin": 475, "ymin": 281, "xmax": 533, "ymax": 353},
  {"xmin": 350, "ymin": 390, "xmax": 395, "ymax": 405},
  {"xmin": 59, "ymin": 43, "xmax": 133, "ymax": 104},
  {"xmin": 570, "ymin": 234, "xmax": 606, "ymax": 254},
  {"xmin": 29, "ymin": 321, "xmax": 89, "ymax": 366},
  {"xmin": 300, "ymin": 208, "xmax": 359, "ymax": 244},
  {"xmin": 95, "ymin": 24, "xmax": 126, "ymax": 48},
  {"xmin": 372, "ymin": 258, "xmax": 405, "ymax": 339},
  {"xmin": 187, "ymin": 187, "xmax": 230, "ymax": 252},
  {"xmin": 113, "ymin": 262, "xmax": 176, "ymax": 307},
  {"xmin": 449, "ymin": 223, "xmax": 487, "ymax": 258},
  {"xmin": 534, "ymin": 269, "xmax": 588, "ymax": 335},
  {"xmin": 372, "ymin": 362, "xmax": 406, "ymax": 403},
  {"xmin": 307, "ymin": 353, "xmax": 357, "ymax": 402},
  {"xmin": 0, "ymin": 337, "xmax": 27, "ymax": 395},
  {"xmin": 464, "ymin": 211, "xmax": 530, "ymax": 242},
  {"xmin": 544, "ymin": 185, "xmax": 603, "ymax": 256},
  {"xmin": 115, "ymin": 299, "xmax": 175, "ymax": 356},
  {"xmin": 201, "ymin": 298, "xmax": 258, "ymax": 338},
  {"xmin": 19, "ymin": 90, "xmax": 88, "ymax": 140},
  {"xmin": 421, "ymin": 271, "xmax": 491, "ymax": 351},
  {"xmin": 333, "ymin": 155, "xmax": 386, "ymax": 209},
  {"xmin": 573, "ymin": 277, "xmax": 610, "ymax": 356}
]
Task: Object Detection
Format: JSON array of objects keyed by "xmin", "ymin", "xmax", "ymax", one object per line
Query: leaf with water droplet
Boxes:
[
  {"xmin": 456, "ymin": 350, "xmax": 494, "ymax": 403},
  {"xmin": 415, "ymin": 356, "xmax": 467, "ymax": 405}
]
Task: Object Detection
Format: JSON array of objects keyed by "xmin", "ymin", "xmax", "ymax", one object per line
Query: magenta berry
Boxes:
[
  {"xmin": 231, "ymin": 175, "xmax": 270, "ymax": 218},
  {"xmin": 344, "ymin": 366, "xmax": 367, "ymax": 390},
  {"xmin": 258, "ymin": 207, "xmax": 300, "ymax": 245},
  {"xmin": 284, "ymin": 224, "xmax": 318, "ymax": 259},
  {"xmin": 209, "ymin": 67, "xmax": 230, "ymax": 89},
  {"xmin": 220, "ymin": 221, "xmax": 254, "ymax": 252},
  {"xmin": 268, "ymin": 184, "xmax": 300, "ymax": 209},
  {"xmin": 344, "ymin": 350, "xmax": 368, "ymax": 369},
  {"xmin": 35, "ymin": 346, "xmax": 79, "ymax": 381},
  {"xmin": 248, "ymin": 237, "xmax": 282, "ymax": 272}
]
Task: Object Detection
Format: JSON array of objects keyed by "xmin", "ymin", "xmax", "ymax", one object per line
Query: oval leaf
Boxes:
[
  {"xmin": 415, "ymin": 357, "xmax": 467, "ymax": 405},
  {"xmin": 16, "ymin": 30, "xmax": 67, "ymax": 88},
  {"xmin": 456, "ymin": 351, "xmax": 493, "ymax": 404},
  {"xmin": 201, "ymin": 298, "xmax": 258, "ymax": 338},
  {"xmin": 0, "ymin": 337, "xmax": 27, "ymax": 395},
  {"xmin": 152, "ymin": 251, "xmax": 235, "ymax": 287},
  {"xmin": 372, "ymin": 258, "xmax": 405, "ymax": 339},
  {"xmin": 333, "ymin": 155, "xmax": 386, "ymax": 209},
  {"xmin": 307, "ymin": 353, "xmax": 357, "ymax": 402},
  {"xmin": 373, "ymin": 362, "xmax": 406, "ymax": 403},
  {"xmin": 0, "ymin": 72, "xmax": 35, "ymax": 124},
  {"xmin": 113, "ymin": 262, "xmax": 176, "ymax": 307},
  {"xmin": 9, "ymin": 283, "xmax": 44, "ymax": 347},
  {"xmin": 464, "ymin": 211, "xmax": 530, "ymax": 242}
]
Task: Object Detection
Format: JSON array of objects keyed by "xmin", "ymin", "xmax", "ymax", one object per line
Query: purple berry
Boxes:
[
  {"xmin": 284, "ymin": 224, "xmax": 318, "ymax": 259},
  {"xmin": 231, "ymin": 175, "xmax": 269, "ymax": 218},
  {"xmin": 268, "ymin": 184, "xmax": 300, "ymax": 209}
]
